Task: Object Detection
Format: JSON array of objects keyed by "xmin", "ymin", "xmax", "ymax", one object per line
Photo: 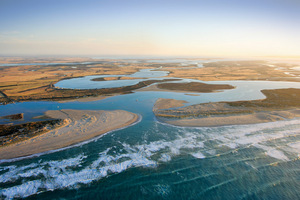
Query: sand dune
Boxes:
[{"xmin": 0, "ymin": 109, "xmax": 139, "ymax": 160}]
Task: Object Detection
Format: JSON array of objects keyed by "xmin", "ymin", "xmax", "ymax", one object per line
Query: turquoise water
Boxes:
[{"xmin": 1, "ymin": 67, "xmax": 300, "ymax": 199}]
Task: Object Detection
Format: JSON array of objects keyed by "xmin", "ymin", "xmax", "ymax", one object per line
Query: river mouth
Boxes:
[{"xmin": 1, "ymin": 58, "xmax": 300, "ymax": 199}]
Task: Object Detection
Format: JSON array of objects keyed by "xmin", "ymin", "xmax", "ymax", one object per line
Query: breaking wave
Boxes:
[{"xmin": 1, "ymin": 118, "xmax": 300, "ymax": 199}]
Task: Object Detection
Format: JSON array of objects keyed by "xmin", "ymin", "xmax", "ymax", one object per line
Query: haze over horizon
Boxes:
[{"xmin": 0, "ymin": 0, "xmax": 299, "ymax": 57}]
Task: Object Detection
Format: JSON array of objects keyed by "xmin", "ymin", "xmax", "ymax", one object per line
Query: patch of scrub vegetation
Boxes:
[
  {"xmin": 156, "ymin": 82, "xmax": 234, "ymax": 93},
  {"xmin": 0, "ymin": 119, "xmax": 65, "ymax": 147},
  {"xmin": 154, "ymin": 88, "xmax": 300, "ymax": 119}
]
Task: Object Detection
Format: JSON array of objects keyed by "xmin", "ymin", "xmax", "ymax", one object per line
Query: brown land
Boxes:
[
  {"xmin": 0, "ymin": 56, "xmax": 186, "ymax": 104},
  {"xmin": 156, "ymin": 82, "xmax": 234, "ymax": 92},
  {"xmin": 0, "ymin": 119, "xmax": 65, "ymax": 146},
  {"xmin": 162, "ymin": 60, "xmax": 300, "ymax": 81},
  {"xmin": 0, "ymin": 57, "xmax": 142, "ymax": 104},
  {"xmin": 136, "ymin": 81, "xmax": 234, "ymax": 93},
  {"xmin": 154, "ymin": 88, "xmax": 300, "ymax": 127},
  {"xmin": 0, "ymin": 65, "xmax": 136, "ymax": 104},
  {"xmin": 0, "ymin": 57, "xmax": 102, "ymax": 64},
  {"xmin": 0, "ymin": 109, "xmax": 139, "ymax": 160},
  {"xmin": 0, "ymin": 78, "xmax": 179, "ymax": 104},
  {"xmin": 153, "ymin": 98, "xmax": 188, "ymax": 111},
  {"xmin": 1, "ymin": 59, "xmax": 300, "ymax": 105},
  {"xmin": 0, "ymin": 113, "xmax": 24, "ymax": 120}
]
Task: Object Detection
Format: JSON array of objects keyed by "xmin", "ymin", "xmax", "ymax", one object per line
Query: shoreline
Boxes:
[
  {"xmin": 153, "ymin": 88, "xmax": 300, "ymax": 127},
  {"xmin": 158, "ymin": 109, "xmax": 300, "ymax": 127},
  {"xmin": 0, "ymin": 109, "xmax": 140, "ymax": 160},
  {"xmin": 135, "ymin": 82, "xmax": 235, "ymax": 93}
]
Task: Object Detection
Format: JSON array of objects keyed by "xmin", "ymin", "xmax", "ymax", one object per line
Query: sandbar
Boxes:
[
  {"xmin": 161, "ymin": 109, "xmax": 300, "ymax": 127},
  {"xmin": 0, "ymin": 109, "xmax": 139, "ymax": 160}
]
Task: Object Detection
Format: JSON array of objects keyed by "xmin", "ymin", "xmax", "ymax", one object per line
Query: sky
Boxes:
[{"xmin": 0, "ymin": 0, "xmax": 299, "ymax": 57}]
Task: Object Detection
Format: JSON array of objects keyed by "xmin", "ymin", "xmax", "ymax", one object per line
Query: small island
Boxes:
[
  {"xmin": 156, "ymin": 82, "xmax": 235, "ymax": 93},
  {"xmin": 136, "ymin": 81, "xmax": 235, "ymax": 93}
]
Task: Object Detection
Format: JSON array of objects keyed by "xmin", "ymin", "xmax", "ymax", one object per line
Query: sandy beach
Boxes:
[
  {"xmin": 0, "ymin": 109, "xmax": 139, "ymax": 160},
  {"xmin": 161, "ymin": 109, "xmax": 300, "ymax": 127}
]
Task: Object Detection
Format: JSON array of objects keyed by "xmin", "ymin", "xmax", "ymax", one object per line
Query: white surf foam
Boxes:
[{"xmin": 1, "ymin": 118, "xmax": 300, "ymax": 199}]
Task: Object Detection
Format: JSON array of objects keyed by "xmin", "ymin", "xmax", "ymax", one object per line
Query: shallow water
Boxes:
[
  {"xmin": 55, "ymin": 69, "xmax": 170, "ymax": 89},
  {"xmin": 1, "ymin": 62, "xmax": 300, "ymax": 199}
]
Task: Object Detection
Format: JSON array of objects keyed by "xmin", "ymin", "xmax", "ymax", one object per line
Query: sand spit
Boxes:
[
  {"xmin": 162, "ymin": 109, "xmax": 300, "ymax": 127},
  {"xmin": 153, "ymin": 88, "xmax": 300, "ymax": 127},
  {"xmin": 0, "ymin": 109, "xmax": 139, "ymax": 160}
]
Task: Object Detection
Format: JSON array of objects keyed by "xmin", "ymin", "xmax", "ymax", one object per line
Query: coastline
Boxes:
[
  {"xmin": 159, "ymin": 109, "xmax": 300, "ymax": 127},
  {"xmin": 153, "ymin": 88, "xmax": 300, "ymax": 127},
  {"xmin": 0, "ymin": 109, "xmax": 139, "ymax": 160}
]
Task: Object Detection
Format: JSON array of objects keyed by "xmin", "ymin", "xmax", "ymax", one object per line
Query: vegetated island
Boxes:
[
  {"xmin": 0, "ymin": 109, "xmax": 139, "ymax": 160},
  {"xmin": 157, "ymin": 82, "xmax": 234, "ymax": 92},
  {"xmin": 0, "ymin": 113, "xmax": 24, "ymax": 120},
  {"xmin": 136, "ymin": 81, "xmax": 234, "ymax": 93},
  {"xmin": 154, "ymin": 88, "xmax": 300, "ymax": 127},
  {"xmin": 91, "ymin": 76, "xmax": 141, "ymax": 81}
]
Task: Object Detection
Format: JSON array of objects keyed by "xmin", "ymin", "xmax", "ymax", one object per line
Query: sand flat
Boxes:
[
  {"xmin": 163, "ymin": 109, "xmax": 300, "ymax": 127},
  {"xmin": 0, "ymin": 109, "xmax": 139, "ymax": 160}
]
